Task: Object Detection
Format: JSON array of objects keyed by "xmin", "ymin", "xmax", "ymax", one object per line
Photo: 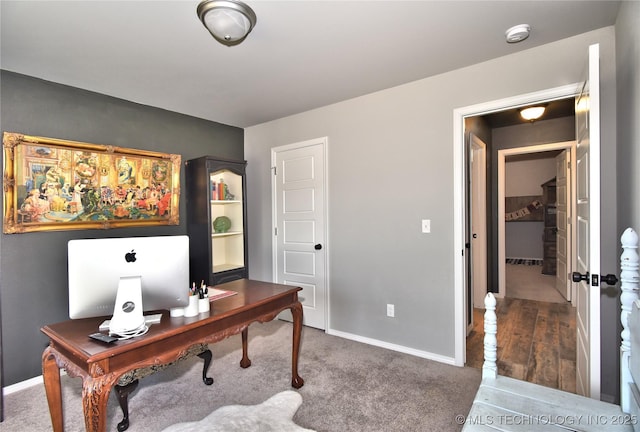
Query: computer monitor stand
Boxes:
[{"xmin": 108, "ymin": 276, "xmax": 147, "ymax": 338}]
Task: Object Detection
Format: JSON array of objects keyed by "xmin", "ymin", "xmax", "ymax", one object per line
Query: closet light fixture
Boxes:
[
  {"xmin": 197, "ymin": 0, "xmax": 257, "ymax": 46},
  {"xmin": 520, "ymin": 106, "xmax": 546, "ymax": 121}
]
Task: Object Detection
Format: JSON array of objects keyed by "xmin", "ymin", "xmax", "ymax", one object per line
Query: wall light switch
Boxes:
[
  {"xmin": 422, "ymin": 219, "xmax": 431, "ymax": 233},
  {"xmin": 387, "ymin": 304, "xmax": 395, "ymax": 317}
]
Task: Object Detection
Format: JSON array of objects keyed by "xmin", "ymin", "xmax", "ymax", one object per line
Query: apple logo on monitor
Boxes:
[
  {"xmin": 125, "ymin": 250, "xmax": 137, "ymax": 263},
  {"xmin": 122, "ymin": 301, "xmax": 136, "ymax": 313}
]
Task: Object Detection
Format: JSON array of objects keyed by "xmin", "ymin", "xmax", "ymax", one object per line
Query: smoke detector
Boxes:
[{"xmin": 505, "ymin": 24, "xmax": 530, "ymax": 43}]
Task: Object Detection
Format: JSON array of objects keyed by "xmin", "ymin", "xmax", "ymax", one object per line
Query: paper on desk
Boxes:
[{"xmin": 207, "ymin": 288, "xmax": 238, "ymax": 302}]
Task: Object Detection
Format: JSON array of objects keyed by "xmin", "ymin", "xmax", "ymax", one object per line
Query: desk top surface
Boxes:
[{"xmin": 41, "ymin": 279, "xmax": 300, "ymax": 363}]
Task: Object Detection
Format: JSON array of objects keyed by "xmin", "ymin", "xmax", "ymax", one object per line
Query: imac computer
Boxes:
[{"xmin": 68, "ymin": 235, "xmax": 190, "ymax": 337}]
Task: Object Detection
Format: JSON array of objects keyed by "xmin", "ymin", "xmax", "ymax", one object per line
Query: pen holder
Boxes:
[
  {"xmin": 198, "ymin": 297, "xmax": 210, "ymax": 314},
  {"xmin": 169, "ymin": 306, "xmax": 185, "ymax": 317},
  {"xmin": 183, "ymin": 295, "xmax": 199, "ymax": 317}
]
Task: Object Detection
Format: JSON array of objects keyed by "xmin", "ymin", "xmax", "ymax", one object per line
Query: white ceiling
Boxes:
[{"xmin": 0, "ymin": 1, "xmax": 620, "ymax": 128}]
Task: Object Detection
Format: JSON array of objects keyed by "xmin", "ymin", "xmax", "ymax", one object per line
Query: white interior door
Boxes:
[
  {"xmin": 471, "ymin": 134, "xmax": 487, "ymax": 309},
  {"xmin": 555, "ymin": 150, "xmax": 571, "ymax": 300},
  {"xmin": 574, "ymin": 43, "xmax": 601, "ymax": 399},
  {"xmin": 272, "ymin": 137, "xmax": 327, "ymax": 330}
]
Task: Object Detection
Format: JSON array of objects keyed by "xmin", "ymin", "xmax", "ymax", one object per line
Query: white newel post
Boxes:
[
  {"xmin": 483, "ymin": 292, "xmax": 498, "ymax": 380},
  {"xmin": 620, "ymin": 228, "xmax": 639, "ymax": 413}
]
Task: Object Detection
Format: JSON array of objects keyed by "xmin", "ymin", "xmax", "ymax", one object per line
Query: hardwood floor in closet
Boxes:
[{"xmin": 466, "ymin": 297, "xmax": 576, "ymax": 393}]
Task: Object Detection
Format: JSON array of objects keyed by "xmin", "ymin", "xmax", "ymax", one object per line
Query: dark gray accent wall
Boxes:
[{"xmin": 0, "ymin": 71, "xmax": 244, "ymax": 386}]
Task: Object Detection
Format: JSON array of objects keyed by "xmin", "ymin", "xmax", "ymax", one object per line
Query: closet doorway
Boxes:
[
  {"xmin": 463, "ymin": 96, "xmax": 579, "ymax": 391},
  {"xmin": 498, "ymin": 141, "xmax": 576, "ymax": 303}
]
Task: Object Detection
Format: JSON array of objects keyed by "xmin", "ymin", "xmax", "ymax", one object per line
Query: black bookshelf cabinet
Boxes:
[{"xmin": 185, "ymin": 156, "xmax": 248, "ymax": 286}]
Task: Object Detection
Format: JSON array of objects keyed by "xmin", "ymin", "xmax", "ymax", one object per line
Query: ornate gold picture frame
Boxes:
[{"xmin": 3, "ymin": 132, "xmax": 181, "ymax": 234}]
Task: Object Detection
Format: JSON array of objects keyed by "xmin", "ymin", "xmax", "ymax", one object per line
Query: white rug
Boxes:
[{"xmin": 161, "ymin": 390, "xmax": 315, "ymax": 432}]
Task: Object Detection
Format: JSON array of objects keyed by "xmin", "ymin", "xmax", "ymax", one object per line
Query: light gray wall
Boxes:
[
  {"xmin": 615, "ymin": 0, "xmax": 640, "ymax": 401},
  {"xmin": 0, "ymin": 71, "xmax": 244, "ymax": 386},
  {"xmin": 616, "ymin": 1, "xmax": 640, "ymax": 232},
  {"xmin": 245, "ymin": 27, "xmax": 619, "ymax": 398},
  {"xmin": 505, "ymin": 158, "xmax": 557, "ymax": 197},
  {"xmin": 505, "ymin": 222, "xmax": 544, "ymax": 260}
]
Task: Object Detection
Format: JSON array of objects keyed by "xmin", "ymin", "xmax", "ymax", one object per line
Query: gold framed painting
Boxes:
[{"xmin": 2, "ymin": 132, "xmax": 181, "ymax": 234}]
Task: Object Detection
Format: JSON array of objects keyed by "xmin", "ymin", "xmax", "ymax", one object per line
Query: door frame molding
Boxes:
[
  {"xmin": 497, "ymin": 141, "xmax": 576, "ymax": 298},
  {"xmin": 453, "ymin": 83, "xmax": 580, "ymax": 366},
  {"xmin": 270, "ymin": 136, "xmax": 330, "ymax": 330}
]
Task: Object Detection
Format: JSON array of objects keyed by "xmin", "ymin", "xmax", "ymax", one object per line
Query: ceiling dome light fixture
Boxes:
[
  {"xmin": 520, "ymin": 105, "xmax": 546, "ymax": 121},
  {"xmin": 505, "ymin": 24, "xmax": 530, "ymax": 43},
  {"xmin": 197, "ymin": 0, "xmax": 257, "ymax": 46}
]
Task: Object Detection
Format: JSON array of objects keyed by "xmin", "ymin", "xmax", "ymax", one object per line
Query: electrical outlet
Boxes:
[
  {"xmin": 422, "ymin": 219, "xmax": 431, "ymax": 233},
  {"xmin": 387, "ymin": 304, "xmax": 395, "ymax": 317}
]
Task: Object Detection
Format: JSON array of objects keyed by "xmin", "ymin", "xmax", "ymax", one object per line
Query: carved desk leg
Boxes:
[
  {"xmin": 291, "ymin": 302, "xmax": 304, "ymax": 389},
  {"xmin": 240, "ymin": 327, "xmax": 252, "ymax": 368},
  {"xmin": 82, "ymin": 376, "xmax": 113, "ymax": 432},
  {"xmin": 197, "ymin": 349, "xmax": 215, "ymax": 385},
  {"xmin": 115, "ymin": 379, "xmax": 139, "ymax": 432},
  {"xmin": 42, "ymin": 346, "xmax": 64, "ymax": 432}
]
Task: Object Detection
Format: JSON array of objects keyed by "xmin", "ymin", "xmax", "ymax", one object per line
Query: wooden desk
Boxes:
[{"xmin": 41, "ymin": 279, "xmax": 304, "ymax": 432}]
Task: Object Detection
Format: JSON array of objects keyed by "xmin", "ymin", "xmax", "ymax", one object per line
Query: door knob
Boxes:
[
  {"xmin": 600, "ymin": 274, "xmax": 619, "ymax": 286},
  {"xmin": 572, "ymin": 271, "xmax": 589, "ymax": 282},
  {"xmin": 572, "ymin": 271, "xmax": 618, "ymax": 286},
  {"xmin": 314, "ymin": 244, "xmax": 322, "ymax": 250}
]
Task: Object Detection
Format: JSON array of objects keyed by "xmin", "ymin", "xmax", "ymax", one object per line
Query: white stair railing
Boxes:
[
  {"xmin": 482, "ymin": 292, "xmax": 498, "ymax": 380},
  {"xmin": 620, "ymin": 227, "xmax": 638, "ymax": 413}
]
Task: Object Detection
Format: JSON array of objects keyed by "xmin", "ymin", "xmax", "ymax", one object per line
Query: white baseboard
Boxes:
[
  {"xmin": 3, "ymin": 370, "xmax": 68, "ymax": 396},
  {"xmin": 3, "ymin": 375, "xmax": 44, "ymax": 396},
  {"xmin": 326, "ymin": 328, "xmax": 456, "ymax": 366}
]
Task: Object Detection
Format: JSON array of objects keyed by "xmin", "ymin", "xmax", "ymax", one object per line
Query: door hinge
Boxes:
[
  {"xmin": 274, "ymin": 227, "xmax": 278, "ymax": 236},
  {"xmin": 271, "ymin": 166, "xmax": 277, "ymax": 175}
]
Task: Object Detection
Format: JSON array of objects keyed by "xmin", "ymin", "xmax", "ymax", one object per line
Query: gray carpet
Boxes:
[{"xmin": 2, "ymin": 320, "xmax": 481, "ymax": 431}]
